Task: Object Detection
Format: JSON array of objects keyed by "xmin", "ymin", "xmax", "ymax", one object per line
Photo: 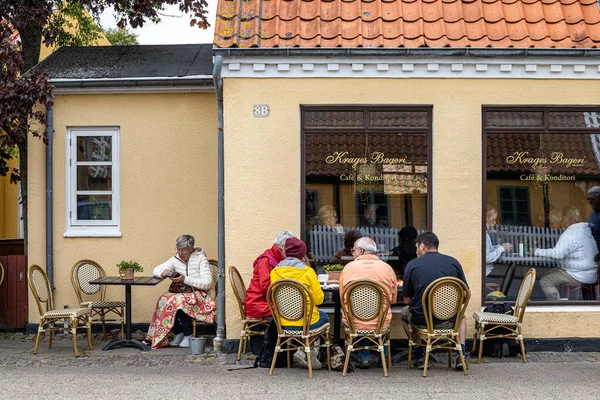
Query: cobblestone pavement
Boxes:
[{"xmin": 1, "ymin": 331, "xmax": 600, "ymax": 368}]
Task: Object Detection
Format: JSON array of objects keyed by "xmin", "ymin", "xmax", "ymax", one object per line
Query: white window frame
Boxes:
[{"xmin": 65, "ymin": 127, "xmax": 121, "ymax": 237}]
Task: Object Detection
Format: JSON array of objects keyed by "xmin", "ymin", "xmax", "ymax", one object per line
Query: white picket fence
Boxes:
[
  {"xmin": 309, "ymin": 225, "xmax": 423, "ymax": 264},
  {"xmin": 489, "ymin": 224, "xmax": 564, "ymax": 267},
  {"xmin": 310, "ymin": 223, "xmax": 566, "ymax": 266}
]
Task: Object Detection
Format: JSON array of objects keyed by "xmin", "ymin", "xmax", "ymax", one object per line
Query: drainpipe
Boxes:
[
  {"xmin": 45, "ymin": 104, "xmax": 54, "ymax": 289},
  {"xmin": 212, "ymin": 54, "xmax": 226, "ymax": 352}
]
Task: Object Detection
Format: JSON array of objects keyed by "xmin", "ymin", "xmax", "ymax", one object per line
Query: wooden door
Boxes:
[{"xmin": 0, "ymin": 255, "xmax": 28, "ymax": 329}]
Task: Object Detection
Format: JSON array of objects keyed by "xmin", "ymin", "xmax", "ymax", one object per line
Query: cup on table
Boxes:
[{"xmin": 318, "ymin": 274, "xmax": 328, "ymax": 285}]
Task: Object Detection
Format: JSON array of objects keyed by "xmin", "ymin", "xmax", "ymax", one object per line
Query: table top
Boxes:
[
  {"xmin": 321, "ymin": 284, "xmax": 403, "ymax": 295},
  {"xmin": 89, "ymin": 276, "xmax": 164, "ymax": 286}
]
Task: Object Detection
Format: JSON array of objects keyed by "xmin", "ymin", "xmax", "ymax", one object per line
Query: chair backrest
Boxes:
[
  {"xmin": 267, "ymin": 279, "xmax": 314, "ymax": 336},
  {"xmin": 28, "ymin": 264, "xmax": 54, "ymax": 316},
  {"xmin": 228, "ymin": 265, "xmax": 247, "ymax": 319},
  {"xmin": 71, "ymin": 259, "xmax": 106, "ymax": 304},
  {"xmin": 514, "ymin": 268, "xmax": 536, "ymax": 322},
  {"xmin": 422, "ymin": 277, "xmax": 470, "ymax": 333},
  {"xmin": 0, "ymin": 261, "xmax": 4, "ymax": 288},
  {"xmin": 341, "ymin": 279, "xmax": 390, "ymax": 334}
]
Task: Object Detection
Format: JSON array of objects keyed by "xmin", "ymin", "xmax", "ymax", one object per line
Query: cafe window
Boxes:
[
  {"xmin": 65, "ymin": 127, "xmax": 120, "ymax": 237},
  {"xmin": 484, "ymin": 107, "xmax": 600, "ymax": 304},
  {"xmin": 302, "ymin": 106, "xmax": 432, "ymax": 278}
]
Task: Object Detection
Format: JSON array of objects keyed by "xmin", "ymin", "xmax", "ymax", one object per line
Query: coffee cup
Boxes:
[{"xmin": 318, "ymin": 274, "xmax": 328, "ymax": 285}]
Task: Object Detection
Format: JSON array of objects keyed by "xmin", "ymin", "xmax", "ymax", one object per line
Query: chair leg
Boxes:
[
  {"xmin": 120, "ymin": 307, "xmax": 125, "ymax": 339},
  {"xmin": 518, "ymin": 327, "xmax": 527, "ymax": 363},
  {"xmin": 379, "ymin": 338, "xmax": 388, "ymax": 377},
  {"xmin": 306, "ymin": 340, "xmax": 313, "ymax": 378},
  {"xmin": 477, "ymin": 325, "xmax": 484, "ymax": 364},
  {"xmin": 448, "ymin": 349, "xmax": 452, "ymax": 368},
  {"xmin": 270, "ymin": 338, "xmax": 281, "ymax": 375},
  {"xmin": 71, "ymin": 318, "xmax": 80, "ymax": 357},
  {"xmin": 192, "ymin": 320, "xmax": 196, "ymax": 338},
  {"xmin": 48, "ymin": 321, "xmax": 54, "ymax": 349},
  {"xmin": 422, "ymin": 341, "xmax": 430, "ymax": 377},
  {"xmin": 407, "ymin": 340, "xmax": 413, "ymax": 369},
  {"xmin": 326, "ymin": 336, "xmax": 331, "ymax": 371},
  {"xmin": 342, "ymin": 340, "xmax": 352, "ymax": 377},
  {"xmin": 34, "ymin": 321, "xmax": 43, "ymax": 354},
  {"xmin": 101, "ymin": 314, "xmax": 107, "ymax": 340},
  {"xmin": 236, "ymin": 332, "xmax": 244, "ymax": 361},
  {"xmin": 457, "ymin": 345, "xmax": 468, "ymax": 375},
  {"xmin": 87, "ymin": 317, "xmax": 93, "ymax": 350}
]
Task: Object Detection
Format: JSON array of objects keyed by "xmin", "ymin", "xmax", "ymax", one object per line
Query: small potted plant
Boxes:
[
  {"xmin": 323, "ymin": 264, "xmax": 344, "ymax": 281},
  {"xmin": 116, "ymin": 261, "xmax": 144, "ymax": 280}
]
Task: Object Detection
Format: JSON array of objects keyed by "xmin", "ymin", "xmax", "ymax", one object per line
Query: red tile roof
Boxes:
[{"xmin": 214, "ymin": 0, "xmax": 600, "ymax": 48}]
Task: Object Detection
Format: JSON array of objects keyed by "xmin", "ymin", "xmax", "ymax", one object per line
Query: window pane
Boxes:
[
  {"xmin": 77, "ymin": 166, "xmax": 112, "ymax": 191},
  {"xmin": 369, "ymin": 110, "xmax": 429, "ymax": 127},
  {"xmin": 304, "ymin": 111, "xmax": 429, "ymax": 279},
  {"xmin": 485, "ymin": 111, "xmax": 544, "ymax": 128},
  {"xmin": 486, "ymin": 131, "xmax": 600, "ymax": 303},
  {"xmin": 77, "ymin": 136, "xmax": 112, "ymax": 162},
  {"xmin": 549, "ymin": 111, "xmax": 600, "ymax": 129},
  {"xmin": 76, "ymin": 195, "xmax": 112, "ymax": 220},
  {"xmin": 304, "ymin": 111, "xmax": 364, "ymax": 127}
]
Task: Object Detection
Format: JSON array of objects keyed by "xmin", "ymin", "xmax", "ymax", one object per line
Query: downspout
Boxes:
[
  {"xmin": 45, "ymin": 104, "xmax": 54, "ymax": 288},
  {"xmin": 212, "ymin": 54, "xmax": 226, "ymax": 352}
]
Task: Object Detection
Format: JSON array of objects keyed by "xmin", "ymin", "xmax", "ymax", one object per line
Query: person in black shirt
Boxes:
[
  {"xmin": 401, "ymin": 232, "xmax": 469, "ymax": 370},
  {"xmin": 389, "ymin": 226, "xmax": 418, "ymax": 279},
  {"xmin": 587, "ymin": 187, "xmax": 600, "ymax": 249}
]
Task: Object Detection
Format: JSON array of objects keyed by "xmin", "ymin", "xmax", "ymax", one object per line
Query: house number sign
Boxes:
[{"xmin": 253, "ymin": 104, "xmax": 270, "ymax": 117}]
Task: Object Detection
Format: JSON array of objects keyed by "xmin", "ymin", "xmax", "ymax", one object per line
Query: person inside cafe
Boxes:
[
  {"xmin": 270, "ymin": 237, "xmax": 329, "ymax": 370},
  {"xmin": 332, "ymin": 229, "xmax": 363, "ymax": 266},
  {"xmin": 534, "ymin": 206, "xmax": 599, "ymax": 301},
  {"xmin": 485, "ymin": 205, "xmax": 513, "ymax": 276},
  {"xmin": 339, "ymin": 237, "xmax": 397, "ymax": 369},
  {"xmin": 587, "ymin": 186, "xmax": 600, "ymax": 249},
  {"xmin": 318, "ymin": 205, "xmax": 344, "ymax": 233},
  {"xmin": 145, "ymin": 234, "xmax": 215, "ymax": 349},
  {"xmin": 401, "ymin": 232, "xmax": 469, "ymax": 370},
  {"xmin": 389, "ymin": 226, "xmax": 418, "ymax": 279}
]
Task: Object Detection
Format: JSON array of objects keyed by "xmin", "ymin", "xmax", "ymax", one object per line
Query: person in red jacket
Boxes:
[{"xmin": 244, "ymin": 231, "xmax": 296, "ymax": 319}]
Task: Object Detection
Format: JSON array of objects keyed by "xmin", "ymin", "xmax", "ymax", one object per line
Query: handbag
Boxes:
[{"xmin": 168, "ymin": 282, "xmax": 194, "ymax": 294}]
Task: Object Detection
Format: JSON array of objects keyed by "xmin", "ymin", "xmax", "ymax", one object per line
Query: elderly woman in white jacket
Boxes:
[
  {"xmin": 534, "ymin": 207, "xmax": 599, "ymax": 301},
  {"xmin": 145, "ymin": 234, "xmax": 215, "ymax": 349}
]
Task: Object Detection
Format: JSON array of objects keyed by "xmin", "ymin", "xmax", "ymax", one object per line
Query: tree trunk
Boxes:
[
  {"xmin": 16, "ymin": 143, "xmax": 28, "ymax": 256},
  {"xmin": 20, "ymin": 24, "xmax": 43, "ymax": 72}
]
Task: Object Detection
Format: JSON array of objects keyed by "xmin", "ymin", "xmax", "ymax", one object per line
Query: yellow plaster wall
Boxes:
[
  {"xmin": 223, "ymin": 77, "xmax": 600, "ymax": 340},
  {"xmin": 0, "ymin": 158, "xmax": 20, "ymax": 239},
  {"xmin": 27, "ymin": 92, "xmax": 218, "ymax": 323}
]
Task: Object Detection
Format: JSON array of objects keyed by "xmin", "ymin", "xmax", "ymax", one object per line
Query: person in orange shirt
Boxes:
[{"xmin": 339, "ymin": 237, "xmax": 397, "ymax": 368}]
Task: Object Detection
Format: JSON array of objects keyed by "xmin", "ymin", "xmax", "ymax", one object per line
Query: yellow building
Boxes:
[{"xmin": 25, "ymin": 0, "xmax": 600, "ymax": 352}]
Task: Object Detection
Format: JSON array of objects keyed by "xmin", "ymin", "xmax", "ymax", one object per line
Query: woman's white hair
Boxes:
[
  {"xmin": 274, "ymin": 231, "xmax": 296, "ymax": 249},
  {"xmin": 176, "ymin": 234, "xmax": 195, "ymax": 249},
  {"xmin": 355, "ymin": 237, "xmax": 377, "ymax": 253}
]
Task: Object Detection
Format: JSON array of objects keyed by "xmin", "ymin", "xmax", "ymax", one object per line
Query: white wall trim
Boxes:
[{"xmin": 221, "ymin": 56, "xmax": 600, "ymax": 79}]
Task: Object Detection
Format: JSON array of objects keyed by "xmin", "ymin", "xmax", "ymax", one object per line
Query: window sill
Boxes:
[
  {"xmin": 526, "ymin": 305, "xmax": 600, "ymax": 312},
  {"xmin": 64, "ymin": 227, "xmax": 121, "ymax": 238}
]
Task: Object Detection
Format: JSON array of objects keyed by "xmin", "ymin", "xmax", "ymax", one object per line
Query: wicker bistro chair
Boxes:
[
  {"xmin": 0, "ymin": 261, "xmax": 4, "ymax": 287},
  {"xmin": 28, "ymin": 264, "xmax": 93, "ymax": 357},
  {"xmin": 71, "ymin": 259, "xmax": 125, "ymax": 339},
  {"xmin": 340, "ymin": 279, "xmax": 392, "ymax": 377},
  {"xmin": 267, "ymin": 279, "xmax": 331, "ymax": 377},
  {"xmin": 229, "ymin": 265, "xmax": 268, "ymax": 361},
  {"xmin": 407, "ymin": 277, "xmax": 471, "ymax": 377},
  {"xmin": 192, "ymin": 259, "xmax": 219, "ymax": 337},
  {"xmin": 473, "ymin": 268, "xmax": 536, "ymax": 363}
]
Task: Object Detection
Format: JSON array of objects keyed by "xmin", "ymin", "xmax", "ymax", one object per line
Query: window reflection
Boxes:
[
  {"xmin": 485, "ymin": 109, "xmax": 600, "ymax": 303},
  {"xmin": 303, "ymin": 108, "xmax": 431, "ymax": 278}
]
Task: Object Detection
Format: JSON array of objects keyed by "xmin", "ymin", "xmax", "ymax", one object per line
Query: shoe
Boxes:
[
  {"xmin": 309, "ymin": 350, "xmax": 322, "ymax": 370},
  {"xmin": 453, "ymin": 354, "xmax": 468, "ymax": 371},
  {"xmin": 293, "ymin": 350, "xmax": 308, "ymax": 367},
  {"xmin": 414, "ymin": 355, "xmax": 435, "ymax": 370},
  {"xmin": 355, "ymin": 360, "xmax": 370, "ymax": 369},
  {"xmin": 179, "ymin": 335, "xmax": 193, "ymax": 348},
  {"xmin": 170, "ymin": 332, "xmax": 185, "ymax": 347}
]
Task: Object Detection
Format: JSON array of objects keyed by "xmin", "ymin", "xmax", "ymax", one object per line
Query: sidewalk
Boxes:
[{"xmin": 1, "ymin": 331, "xmax": 600, "ymax": 367}]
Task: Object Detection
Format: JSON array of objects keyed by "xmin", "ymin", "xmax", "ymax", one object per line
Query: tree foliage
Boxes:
[
  {"xmin": 103, "ymin": 27, "xmax": 139, "ymax": 46},
  {"xmin": 0, "ymin": 0, "xmax": 209, "ymax": 249}
]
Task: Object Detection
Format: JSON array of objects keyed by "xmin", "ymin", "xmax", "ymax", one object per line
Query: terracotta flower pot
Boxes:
[
  {"xmin": 120, "ymin": 268, "xmax": 135, "ymax": 280},
  {"xmin": 326, "ymin": 271, "xmax": 341, "ymax": 281}
]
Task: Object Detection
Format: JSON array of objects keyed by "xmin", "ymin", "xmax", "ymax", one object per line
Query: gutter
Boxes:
[
  {"xmin": 45, "ymin": 104, "xmax": 55, "ymax": 289},
  {"xmin": 213, "ymin": 47, "xmax": 600, "ymax": 58},
  {"xmin": 212, "ymin": 54, "xmax": 226, "ymax": 352},
  {"xmin": 50, "ymin": 76, "xmax": 214, "ymax": 89}
]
